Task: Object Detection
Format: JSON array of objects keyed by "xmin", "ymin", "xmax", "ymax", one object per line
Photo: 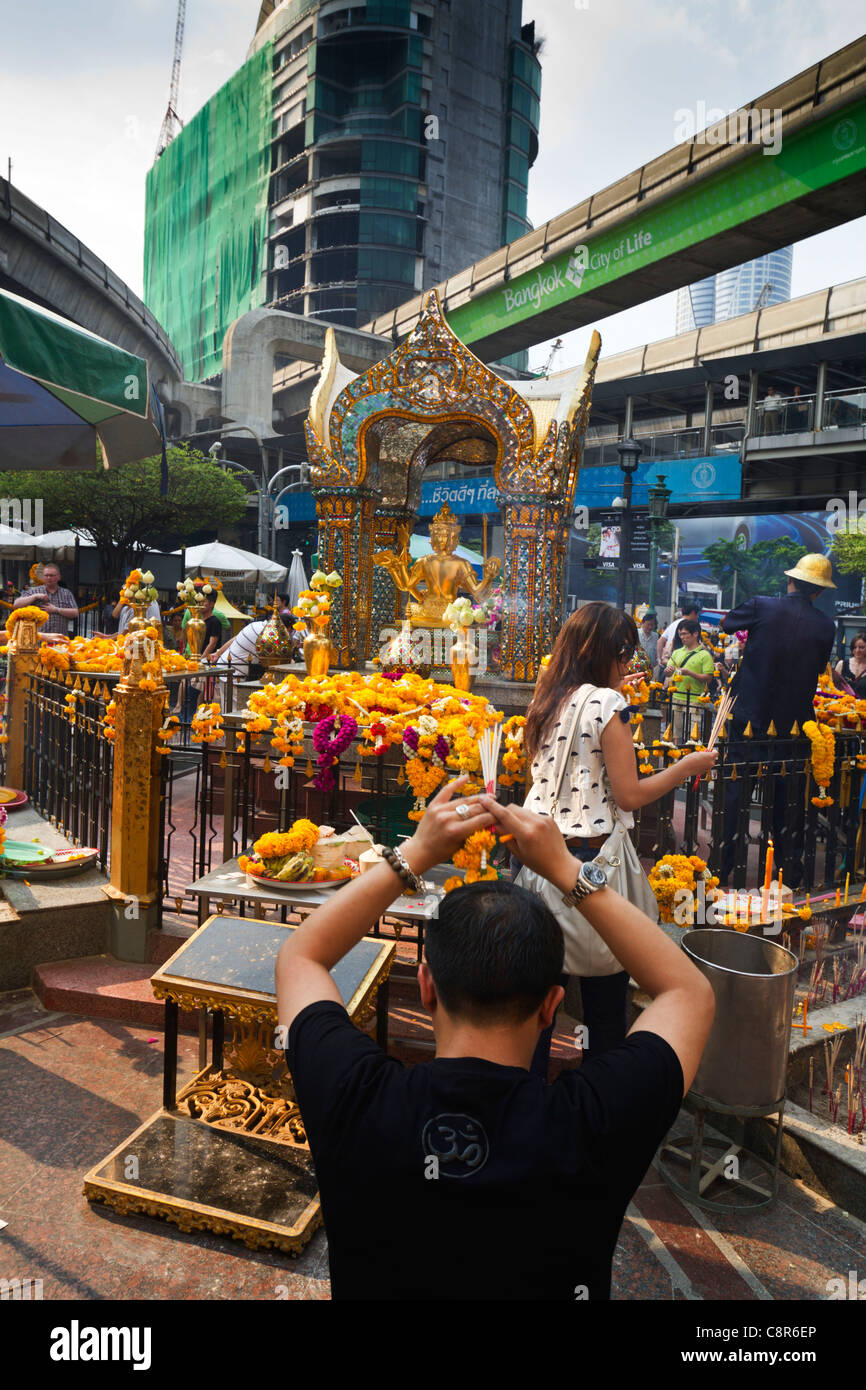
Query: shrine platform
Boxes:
[{"xmin": 0, "ymin": 806, "xmax": 111, "ymax": 992}]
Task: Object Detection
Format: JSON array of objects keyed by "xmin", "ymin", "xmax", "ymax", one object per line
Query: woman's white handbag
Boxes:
[{"xmin": 516, "ymin": 685, "xmax": 659, "ymax": 976}]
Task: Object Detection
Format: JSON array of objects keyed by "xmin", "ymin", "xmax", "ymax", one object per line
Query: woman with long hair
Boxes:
[
  {"xmin": 521, "ymin": 602, "xmax": 717, "ymax": 1075},
  {"xmin": 835, "ymin": 631, "xmax": 866, "ymax": 698}
]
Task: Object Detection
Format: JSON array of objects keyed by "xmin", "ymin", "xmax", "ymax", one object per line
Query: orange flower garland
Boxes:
[
  {"xmin": 451, "ymin": 829, "xmax": 499, "ymax": 885},
  {"xmin": 191, "ymin": 703, "xmax": 224, "ymax": 744},
  {"xmin": 498, "ymin": 715, "xmax": 526, "ymax": 787},
  {"xmin": 6, "ymin": 605, "xmax": 48, "ymax": 636},
  {"xmin": 803, "ymin": 719, "xmax": 834, "ymax": 806}
]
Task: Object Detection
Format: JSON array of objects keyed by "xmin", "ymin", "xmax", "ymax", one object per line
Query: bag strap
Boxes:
[{"xmin": 550, "ymin": 685, "xmax": 598, "ymax": 821}]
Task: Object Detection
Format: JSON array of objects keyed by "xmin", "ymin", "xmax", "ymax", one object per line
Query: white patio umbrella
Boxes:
[
  {"xmin": 33, "ymin": 530, "xmax": 96, "ymax": 556},
  {"xmin": 183, "ymin": 540, "xmax": 287, "ymax": 585},
  {"xmin": 0, "ymin": 523, "xmax": 39, "ymax": 555},
  {"xmin": 286, "ymin": 549, "xmax": 308, "ymax": 611}
]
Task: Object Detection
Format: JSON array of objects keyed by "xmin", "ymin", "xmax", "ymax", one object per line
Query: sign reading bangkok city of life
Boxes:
[{"xmin": 447, "ymin": 98, "xmax": 866, "ymax": 347}]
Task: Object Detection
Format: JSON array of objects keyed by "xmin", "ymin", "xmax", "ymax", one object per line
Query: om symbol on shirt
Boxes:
[{"xmin": 421, "ymin": 1113, "xmax": 490, "ymax": 1178}]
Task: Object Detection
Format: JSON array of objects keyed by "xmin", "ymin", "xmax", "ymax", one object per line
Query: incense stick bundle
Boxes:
[
  {"xmin": 707, "ymin": 688, "xmax": 737, "ymax": 752},
  {"xmin": 824, "ymin": 1033, "xmax": 844, "ymax": 1106},
  {"xmin": 478, "ymin": 723, "xmax": 502, "ymax": 795},
  {"xmin": 847, "ymin": 1066, "xmax": 854, "ymax": 1134},
  {"xmin": 691, "ymin": 689, "xmax": 737, "ymax": 790}
]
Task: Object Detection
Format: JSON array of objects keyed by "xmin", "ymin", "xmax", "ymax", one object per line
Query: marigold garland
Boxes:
[
  {"xmin": 6, "ymin": 605, "xmax": 49, "ymax": 636},
  {"xmin": 191, "ymin": 703, "xmax": 224, "ymax": 744},
  {"xmin": 240, "ymin": 669, "xmax": 502, "ymax": 812},
  {"xmin": 450, "ymin": 829, "xmax": 499, "ymax": 886},
  {"xmin": 498, "ymin": 715, "xmax": 526, "ymax": 787},
  {"xmin": 803, "ymin": 719, "xmax": 835, "ymax": 806},
  {"xmin": 649, "ymin": 854, "xmax": 719, "ymax": 925},
  {"xmin": 36, "ymin": 634, "xmax": 197, "ymax": 676}
]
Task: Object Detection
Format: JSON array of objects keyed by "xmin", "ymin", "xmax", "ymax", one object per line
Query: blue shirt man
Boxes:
[{"xmin": 719, "ymin": 555, "xmax": 837, "ymax": 885}]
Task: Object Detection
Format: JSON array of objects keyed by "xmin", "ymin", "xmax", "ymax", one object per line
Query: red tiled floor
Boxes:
[{"xmin": 4, "ymin": 989, "xmax": 865, "ymax": 1301}]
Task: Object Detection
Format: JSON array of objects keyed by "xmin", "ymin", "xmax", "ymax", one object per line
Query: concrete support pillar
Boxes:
[
  {"xmin": 746, "ymin": 370, "xmax": 759, "ymax": 439},
  {"xmin": 702, "ymin": 380, "xmax": 714, "ymax": 455},
  {"xmin": 814, "ymin": 361, "xmax": 827, "ymax": 432}
]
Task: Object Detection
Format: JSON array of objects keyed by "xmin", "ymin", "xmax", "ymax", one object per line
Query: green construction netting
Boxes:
[{"xmin": 144, "ymin": 42, "xmax": 273, "ymax": 382}]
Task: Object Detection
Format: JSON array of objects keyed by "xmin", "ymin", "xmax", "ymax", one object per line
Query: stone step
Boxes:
[
  {"xmin": 147, "ymin": 924, "xmax": 197, "ymax": 967},
  {"xmin": 33, "ymin": 955, "xmax": 199, "ymax": 1033}
]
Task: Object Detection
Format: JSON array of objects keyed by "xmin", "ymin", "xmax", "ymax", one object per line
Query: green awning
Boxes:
[{"xmin": 0, "ymin": 288, "xmax": 162, "ymax": 469}]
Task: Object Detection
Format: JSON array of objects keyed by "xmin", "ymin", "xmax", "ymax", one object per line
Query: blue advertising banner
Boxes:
[
  {"xmin": 418, "ymin": 476, "xmax": 500, "ymax": 516},
  {"xmin": 276, "ymin": 455, "xmax": 741, "ymax": 523},
  {"xmin": 576, "ymin": 455, "xmax": 742, "ymax": 509},
  {"xmin": 276, "ymin": 476, "xmax": 503, "ymax": 522},
  {"xmin": 275, "ymin": 489, "xmax": 316, "ymax": 523}
]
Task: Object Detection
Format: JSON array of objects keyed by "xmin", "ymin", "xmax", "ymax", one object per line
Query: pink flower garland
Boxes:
[{"xmin": 312, "ymin": 713, "xmax": 358, "ymax": 791}]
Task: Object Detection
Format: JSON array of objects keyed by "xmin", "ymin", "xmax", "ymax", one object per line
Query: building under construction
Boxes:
[{"xmin": 144, "ymin": 0, "xmax": 542, "ymax": 382}]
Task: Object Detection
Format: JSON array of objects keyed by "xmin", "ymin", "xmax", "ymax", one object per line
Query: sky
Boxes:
[{"xmin": 2, "ymin": 0, "xmax": 865, "ymax": 374}]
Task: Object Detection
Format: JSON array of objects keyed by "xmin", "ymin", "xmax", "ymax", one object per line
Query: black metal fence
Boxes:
[
  {"xmin": 21, "ymin": 671, "xmax": 114, "ymax": 867},
  {"xmin": 18, "ymin": 660, "xmax": 865, "ymax": 917},
  {"xmin": 629, "ymin": 691, "xmax": 866, "ymax": 892}
]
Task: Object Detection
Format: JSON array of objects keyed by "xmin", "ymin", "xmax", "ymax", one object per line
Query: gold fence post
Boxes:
[
  {"xmin": 105, "ymin": 639, "xmax": 169, "ymax": 960},
  {"xmin": 5, "ymin": 617, "xmax": 42, "ymax": 789}
]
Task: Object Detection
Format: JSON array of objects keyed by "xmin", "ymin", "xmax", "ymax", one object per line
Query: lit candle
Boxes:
[
  {"xmin": 835, "ymin": 887, "xmax": 841, "ymax": 907},
  {"xmin": 763, "ymin": 838, "xmax": 774, "ymax": 891},
  {"xmin": 845, "ymin": 873, "xmax": 851, "ymax": 904},
  {"xmin": 860, "ymin": 883, "xmax": 866, "ymax": 903}
]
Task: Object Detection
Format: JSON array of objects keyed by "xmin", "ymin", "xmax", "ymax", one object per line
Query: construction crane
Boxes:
[
  {"xmin": 753, "ymin": 281, "xmax": 774, "ymax": 311},
  {"xmin": 154, "ymin": 0, "xmax": 187, "ymax": 160},
  {"xmin": 542, "ymin": 337, "xmax": 564, "ymax": 375}
]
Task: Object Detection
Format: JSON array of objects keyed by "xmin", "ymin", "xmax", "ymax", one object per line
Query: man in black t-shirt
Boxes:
[{"xmin": 277, "ymin": 780, "xmax": 714, "ymax": 1301}]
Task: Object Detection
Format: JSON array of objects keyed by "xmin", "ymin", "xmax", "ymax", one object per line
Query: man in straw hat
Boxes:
[{"xmin": 718, "ymin": 553, "xmax": 836, "ymax": 886}]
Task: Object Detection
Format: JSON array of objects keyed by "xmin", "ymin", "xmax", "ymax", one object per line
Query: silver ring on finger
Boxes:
[{"xmin": 456, "ymin": 802, "xmax": 471, "ymax": 821}]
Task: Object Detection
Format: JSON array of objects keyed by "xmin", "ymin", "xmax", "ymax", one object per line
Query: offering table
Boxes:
[{"xmin": 83, "ymin": 914, "xmax": 394, "ymax": 1254}]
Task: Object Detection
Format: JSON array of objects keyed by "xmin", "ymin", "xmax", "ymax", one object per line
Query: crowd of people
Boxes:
[{"xmin": 10, "ymin": 564, "xmax": 304, "ymax": 715}]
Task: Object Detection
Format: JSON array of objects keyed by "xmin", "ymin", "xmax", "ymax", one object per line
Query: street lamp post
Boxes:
[
  {"xmin": 646, "ymin": 474, "xmax": 672, "ymax": 612},
  {"xmin": 614, "ymin": 437, "xmax": 642, "ymax": 612}
]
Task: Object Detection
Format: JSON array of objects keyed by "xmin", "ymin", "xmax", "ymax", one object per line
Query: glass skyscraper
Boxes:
[
  {"xmin": 146, "ymin": 0, "xmax": 541, "ymax": 381},
  {"xmin": 675, "ymin": 247, "xmax": 793, "ymax": 333}
]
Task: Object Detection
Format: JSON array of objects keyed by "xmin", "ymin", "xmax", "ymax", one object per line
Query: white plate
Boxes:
[{"xmin": 245, "ymin": 870, "xmax": 353, "ymax": 893}]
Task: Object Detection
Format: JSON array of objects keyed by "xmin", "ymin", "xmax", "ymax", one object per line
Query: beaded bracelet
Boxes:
[{"xmin": 381, "ymin": 844, "xmax": 423, "ymax": 895}]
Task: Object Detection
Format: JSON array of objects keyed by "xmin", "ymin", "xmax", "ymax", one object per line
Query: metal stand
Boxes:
[{"xmin": 658, "ymin": 1093, "xmax": 785, "ymax": 1213}]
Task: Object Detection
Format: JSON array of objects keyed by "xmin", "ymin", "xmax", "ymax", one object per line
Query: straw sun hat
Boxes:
[{"xmin": 784, "ymin": 553, "xmax": 836, "ymax": 589}]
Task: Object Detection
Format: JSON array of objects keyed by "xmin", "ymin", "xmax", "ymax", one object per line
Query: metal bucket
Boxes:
[{"xmin": 681, "ymin": 929, "xmax": 797, "ymax": 1109}]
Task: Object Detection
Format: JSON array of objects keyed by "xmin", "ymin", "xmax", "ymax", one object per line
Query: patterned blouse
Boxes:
[{"xmin": 523, "ymin": 683, "xmax": 634, "ymax": 837}]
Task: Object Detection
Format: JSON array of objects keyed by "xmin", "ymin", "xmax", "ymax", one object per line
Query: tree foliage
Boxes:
[
  {"xmin": 0, "ymin": 445, "xmax": 248, "ymax": 580},
  {"xmin": 702, "ymin": 535, "xmax": 808, "ymax": 603},
  {"xmin": 831, "ymin": 528, "xmax": 866, "ymax": 575}
]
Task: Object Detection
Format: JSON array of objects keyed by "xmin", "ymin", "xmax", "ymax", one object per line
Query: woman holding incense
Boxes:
[{"xmin": 521, "ymin": 603, "xmax": 717, "ymax": 1078}]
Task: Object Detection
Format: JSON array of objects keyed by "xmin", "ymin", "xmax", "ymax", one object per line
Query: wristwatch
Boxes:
[{"xmin": 561, "ymin": 858, "xmax": 608, "ymax": 907}]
